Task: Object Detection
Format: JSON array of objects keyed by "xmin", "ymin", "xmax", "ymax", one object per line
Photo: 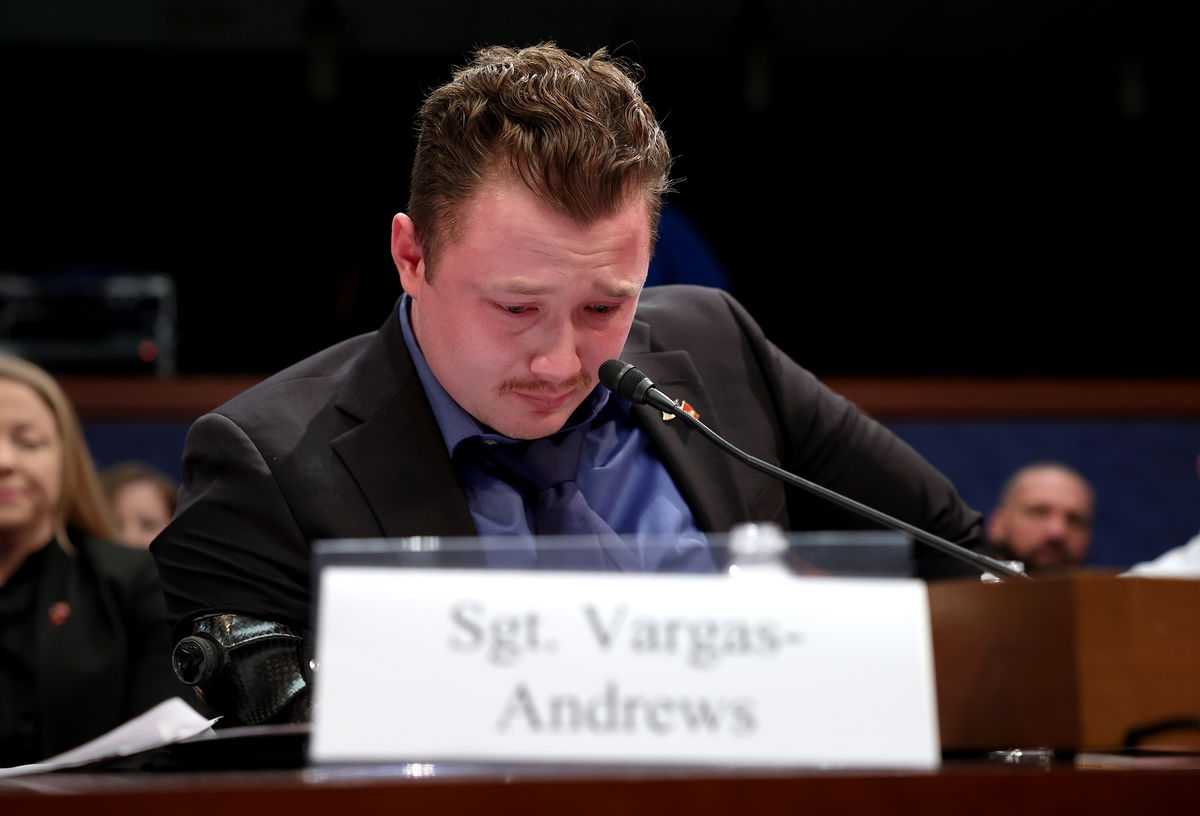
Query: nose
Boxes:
[
  {"xmin": 528, "ymin": 318, "xmax": 583, "ymax": 383},
  {"xmin": 0, "ymin": 439, "xmax": 13, "ymax": 472},
  {"xmin": 1042, "ymin": 512, "xmax": 1070, "ymax": 541}
]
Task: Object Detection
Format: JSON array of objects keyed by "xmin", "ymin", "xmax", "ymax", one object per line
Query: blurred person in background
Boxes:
[
  {"xmin": 988, "ymin": 462, "xmax": 1094, "ymax": 573},
  {"xmin": 101, "ymin": 462, "xmax": 178, "ymax": 550},
  {"xmin": 0, "ymin": 353, "xmax": 182, "ymax": 767}
]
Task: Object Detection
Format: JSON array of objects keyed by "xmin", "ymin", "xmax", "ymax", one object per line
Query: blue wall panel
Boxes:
[{"xmin": 83, "ymin": 421, "xmax": 190, "ymax": 484}]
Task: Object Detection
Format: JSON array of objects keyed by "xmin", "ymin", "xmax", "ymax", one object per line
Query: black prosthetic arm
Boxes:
[{"xmin": 172, "ymin": 614, "xmax": 312, "ymax": 726}]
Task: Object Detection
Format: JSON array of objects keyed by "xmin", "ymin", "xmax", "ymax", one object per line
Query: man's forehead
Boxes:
[
  {"xmin": 455, "ymin": 174, "xmax": 652, "ymax": 238},
  {"xmin": 483, "ymin": 277, "xmax": 642, "ymax": 298},
  {"xmin": 1013, "ymin": 468, "xmax": 1093, "ymax": 509}
]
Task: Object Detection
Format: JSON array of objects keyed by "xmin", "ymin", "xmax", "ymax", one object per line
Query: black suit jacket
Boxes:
[
  {"xmin": 34, "ymin": 536, "xmax": 184, "ymax": 760},
  {"xmin": 153, "ymin": 287, "xmax": 984, "ymax": 637}
]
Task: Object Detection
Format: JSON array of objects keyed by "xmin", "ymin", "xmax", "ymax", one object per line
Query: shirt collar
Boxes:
[{"xmin": 397, "ymin": 294, "xmax": 614, "ymax": 454}]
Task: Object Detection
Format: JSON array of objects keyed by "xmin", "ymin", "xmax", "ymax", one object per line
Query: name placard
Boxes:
[{"xmin": 309, "ymin": 570, "xmax": 939, "ymax": 768}]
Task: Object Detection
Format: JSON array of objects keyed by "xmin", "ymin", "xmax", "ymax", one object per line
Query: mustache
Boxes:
[{"xmin": 495, "ymin": 371, "xmax": 592, "ymax": 397}]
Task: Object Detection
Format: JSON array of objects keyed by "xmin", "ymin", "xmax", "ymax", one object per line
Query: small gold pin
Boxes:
[{"xmin": 662, "ymin": 399, "xmax": 700, "ymax": 422}]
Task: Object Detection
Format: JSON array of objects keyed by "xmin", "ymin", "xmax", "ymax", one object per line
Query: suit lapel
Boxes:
[
  {"xmin": 621, "ymin": 323, "xmax": 751, "ymax": 533},
  {"xmin": 330, "ymin": 307, "xmax": 478, "ymax": 542}
]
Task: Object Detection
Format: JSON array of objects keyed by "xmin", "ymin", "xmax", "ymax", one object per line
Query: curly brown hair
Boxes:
[{"xmin": 408, "ymin": 42, "xmax": 674, "ymax": 273}]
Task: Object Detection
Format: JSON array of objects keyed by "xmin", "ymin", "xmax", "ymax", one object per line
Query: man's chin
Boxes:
[
  {"xmin": 497, "ymin": 420, "xmax": 569, "ymax": 440},
  {"xmin": 485, "ymin": 390, "xmax": 593, "ymax": 439},
  {"xmin": 484, "ymin": 408, "xmax": 574, "ymax": 440},
  {"xmin": 1028, "ymin": 547, "xmax": 1081, "ymax": 571}
]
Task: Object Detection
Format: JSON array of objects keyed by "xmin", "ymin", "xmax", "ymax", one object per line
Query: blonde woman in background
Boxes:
[{"xmin": 0, "ymin": 353, "xmax": 182, "ymax": 767}]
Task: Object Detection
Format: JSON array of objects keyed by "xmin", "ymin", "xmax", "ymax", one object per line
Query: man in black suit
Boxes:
[{"xmin": 152, "ymin": 43, "xmax": 986, "ymax": 726}]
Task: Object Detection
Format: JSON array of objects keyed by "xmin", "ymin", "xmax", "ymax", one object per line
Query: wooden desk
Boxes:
[
  {"xmin": 3, "ymin": 763, "xmax": 1200, "ymax": 816},
  {"xmin": 930, "ymin": 574, "xmax": 1200, "ymax": 751}
]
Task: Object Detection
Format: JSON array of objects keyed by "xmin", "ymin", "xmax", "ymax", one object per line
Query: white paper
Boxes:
[{"xmin": 0, "ymin": 696, "xmax": 218, "ymax": 777}]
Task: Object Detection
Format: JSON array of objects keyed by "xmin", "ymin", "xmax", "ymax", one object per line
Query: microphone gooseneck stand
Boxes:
[{"xmin": 599, "ymin": 358, "xmax": 1029, "ymax": 582}]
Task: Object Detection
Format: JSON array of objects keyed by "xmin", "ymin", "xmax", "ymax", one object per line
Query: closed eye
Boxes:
[{"xmin": 496, "ymin": 303, "xmax": 536, "ymax": 315}]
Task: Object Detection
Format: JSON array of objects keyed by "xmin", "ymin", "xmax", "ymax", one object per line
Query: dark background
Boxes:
[{"xmin": 2, "ymin": 0, "xmax": 1194, "ymax": 377}]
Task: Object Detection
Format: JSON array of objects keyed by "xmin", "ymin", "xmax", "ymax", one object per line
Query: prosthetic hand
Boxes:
[{"xmin": 171, "ymin": 614, "xmax": 312, "ymax": 725}]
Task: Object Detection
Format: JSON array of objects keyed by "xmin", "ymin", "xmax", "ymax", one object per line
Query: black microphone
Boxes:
[
  {"xmin": 599, "ymin": 358, "xmax": 1028, "ymax": 581},
  {"xmin": 599, "ymin": 359, "xmax": 678, "ymax": 414}
]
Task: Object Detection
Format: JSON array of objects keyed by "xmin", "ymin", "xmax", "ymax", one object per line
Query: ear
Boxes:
[
  {"xmin": 391, "ymin": 213, "xmax": 427, "ymax": 297},
  {"xmin": 986, "ymin": 508, "xmax": 1007, "ymax": 544}
]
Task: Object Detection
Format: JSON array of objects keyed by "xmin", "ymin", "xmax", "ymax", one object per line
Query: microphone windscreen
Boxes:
[{"xmin": 599, "ymin": 359, "xmax": 639, "ymax": 397}]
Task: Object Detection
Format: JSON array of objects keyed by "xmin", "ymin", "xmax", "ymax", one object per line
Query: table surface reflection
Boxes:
[{"xmin": 4, "ymin": 758, "xmax": 1200, "ymax": 815}]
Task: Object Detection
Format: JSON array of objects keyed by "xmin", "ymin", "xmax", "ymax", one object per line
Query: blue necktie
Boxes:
[{"xmin": 475, "ymin": 430, "xmax": 641, "ymax": 571}]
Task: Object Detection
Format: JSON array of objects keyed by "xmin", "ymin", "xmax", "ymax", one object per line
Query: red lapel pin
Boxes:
[
  {"xmin": 48, "ymin": 601, "xmax": 71, "ymax": 626},
  {"xmin": 662, "ymin": 399, "xmax": 700, "ymax": 422}
]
